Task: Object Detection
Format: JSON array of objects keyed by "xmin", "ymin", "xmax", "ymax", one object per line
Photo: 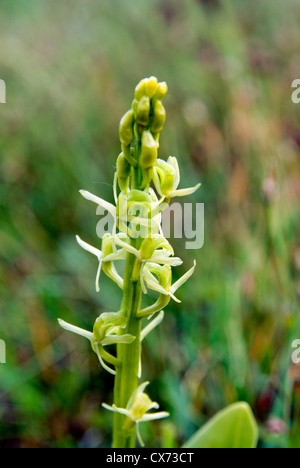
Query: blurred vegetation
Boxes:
[{"xmin": 0, "ymin": 0, "xmax": 300, "ymax": 448}]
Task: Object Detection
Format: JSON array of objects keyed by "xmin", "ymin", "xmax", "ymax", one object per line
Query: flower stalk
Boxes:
[{"xmin": 58, "ymin": 77, "xmax": 200, "ymax": 448}]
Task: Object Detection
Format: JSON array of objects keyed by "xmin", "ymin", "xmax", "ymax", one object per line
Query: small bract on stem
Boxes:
[{"xmin": 58, "ymin": 76, "xmax": 200, "ymax": 448}]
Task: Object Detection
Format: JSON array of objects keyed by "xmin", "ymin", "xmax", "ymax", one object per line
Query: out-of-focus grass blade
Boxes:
[{"xmin": 183, "ymin": 402, "xmax": 258, "ymax": 449}]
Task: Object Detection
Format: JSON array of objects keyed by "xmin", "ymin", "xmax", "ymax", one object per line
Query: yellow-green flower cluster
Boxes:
[{"xmin": 119, "ymin": 77, "xmax": 165, "ymax": 188}]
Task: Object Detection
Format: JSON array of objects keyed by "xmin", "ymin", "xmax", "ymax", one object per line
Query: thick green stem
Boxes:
[
  {"xmin": 112, "ymin": 142, "xmax": 144, "ymax": 448},
  {"xmin": 112, "ymin": 249, "xmax": 142, "ymax": 448}
]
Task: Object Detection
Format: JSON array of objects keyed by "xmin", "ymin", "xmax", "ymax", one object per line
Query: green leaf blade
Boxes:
[{"xmin": 183, "ymin": 402, "xmax": 258, "ymax": 449}]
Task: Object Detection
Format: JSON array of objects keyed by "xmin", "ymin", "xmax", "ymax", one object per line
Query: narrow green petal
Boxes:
[
  {"xmin": 58, "ymin": 319, "xmax": 93, "ymax": 341},
  {"xmin": 150, "ymin": 255, "xmax": 183, "ymax": 266},
  {"xmin": 171, "ymin": 260, "xmax": 196, "ymax": 293},
  {"xmin": 144, "ymin": 277, "xmax": 168, "ymax": 296},
  {"xmin": 152, "ymin": 168, "xmax": 163, "ymax": 197},
  {"xmin": 113, "ymin": 237, "xmax": 140, "ymax": 257},
  {"xmin": 101, "ymin": 402, "xmax": 115, "ymax": 412},
  {"xmin": 76, "ymin": 235, "xmax": 102, "ymax": 259},
  {"xmin": 104, "ymin": 250, "xmax": 127, "ymax": 262},
  {"xmin": 139, "ymin": 267, "xmax": 147, "ymax": 294},
  {"xmin": 95, "ymin": 259, "xmax": 102, "ymax": 292},
  {"xmin": 136, "ymin": 424, "xmax": 145, "ymax": 447},
  {"xmin": 113, "ymin": 172, "xmax": 118, "ymax": 205},
  {"xmin": 102, "ymin": 403, "xmax": 132, "ymax": 419},
  {"xmin": 141, "ymin": 311, "xmax": 164, "ymax": 341},
  {"xmin": 102, "ymin": 262, "xmax": 124, "ymax": 289},
  {"xmin": 167, "ymin": 156, "xmax": 180, "ymax": 187},
  {"xmin": 79, "ymin": 190, "xmax": 116, "ymax": 218},
  {"xmin": 169, "ymin": 292, "xmax": 181, "ymax": 304},
  {"xmin": 102, "ymin": 334, "xmax": 136, "ymax": 345},
  {"xmin": 95, "ymin": 345, "xmax": 116, "ymax": 375},
  {"xmin": 140, "ymin": 411, "xmax": 170, "ymax": 422},
  {"xmin": 169, "ymin": 183, "xmax": 201, "ymax": 198},
  {"xmin": 127, "ymin": 382, "xmax": 150, "ymax": 410}
]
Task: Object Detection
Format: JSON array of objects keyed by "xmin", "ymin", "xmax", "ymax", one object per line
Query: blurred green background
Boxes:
[{"xmin": 0, "ymin": 0, "xmax": 300, "ymax": 448}]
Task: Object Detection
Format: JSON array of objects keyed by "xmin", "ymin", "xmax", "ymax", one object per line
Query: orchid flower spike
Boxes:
[{"xmin": 59, "ymin": 77, "xmax": 200, "ymax": 448}]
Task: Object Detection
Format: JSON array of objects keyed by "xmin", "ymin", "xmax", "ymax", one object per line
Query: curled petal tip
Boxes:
[
  {"xmin": 58, "ymin": 319, "xmax": 93, "ymax": 341},
  {"xmin": 57, "ymin": 318, "xmax": 68, "ymax": 330},
  {"xmin": 76, "ymin": 235, "xmax": 102, "ymax": 258}
]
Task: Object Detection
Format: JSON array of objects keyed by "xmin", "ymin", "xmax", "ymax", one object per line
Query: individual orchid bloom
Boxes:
[
  {"xmin": 58, "ymin": 312, "xmax": 135, "ymax": 375},
  {"xmin": 153, "ymin": 156, "xmax": 200, "ymax": 200},
  {"xmin": 142, "ymin": 260, "xmax": 196, "ymax": 303},
  {"xmin": 138, "ymin": 264, "xmax": 174, "ymax": 317},
  {"xmin": 76, "ymin": 234, "xmax": 125, "ymax": 292},
  {"xmin": 91, "ymin": 312, "xmax": 135, "ymax": 374},
  {"xmin": 113, "ymin": 234, "xmax": 183, "ymax": 292},
  {"xmin": 114, "ymin": 234, "xmax": 181, "ymax": 265},
  {"xmin": 102, "ymin": 381, "xmax": 169, "ymax": 446},
  {"xmin": 116, "ymin": 189, "xmax": 165, "ymax": 238}
]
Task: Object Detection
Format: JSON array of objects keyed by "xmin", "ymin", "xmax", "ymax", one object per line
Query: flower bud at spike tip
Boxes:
[
  {"xmin": 145, "ymin": 76, "xmax": 158, "ymax": 98},
  {"xmin": 140, "ymin": 131, "xmax": 157, "ymax": 169},
  {"xmin": 134, "ymin": 78, "xmax": 148, "ymax": 100},
  {"xmin": 150, "ymin": 100, "xmax": 166, "ymax": 133},
  {"xmin": 119, "ymin": 109, "xmax": 135, "ymax": 146},
  {"xmin": 154, "ymin": 81, "xmax": 168, "ymax": 101},
  {"xmin": 116, "ymin": 153, "xmax": 131, "ymax": 191},
  {"xmin": 132, "ymin": 99, "xmax": 138, "ymax": 114},
  {"xmin": 121, "ymin": 144, "xmax": 137, "ymax": 167},
  {"xmin": 136, "ymin": 96, "xmax": 150, "ymax": 126}
]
